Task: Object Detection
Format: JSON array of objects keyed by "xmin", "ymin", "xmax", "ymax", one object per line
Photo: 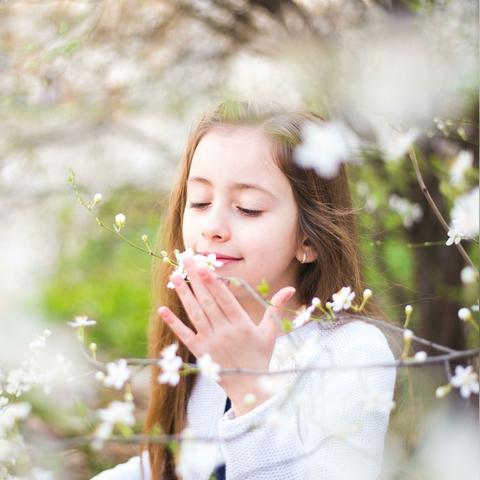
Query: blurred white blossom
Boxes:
[
  {"xmin": 449, "ymin": 151, "xmax": 473, "ymax": 186},
  {"xmin": 389, "ymin": 194, "xmax": 423, "ymax": 229},
  {"xmin": 294, "ymin": 121, "xmax": 360, "ymax": 179},
  {"xmin": 99, "ymin": 359, "xmax": 131, "ymax": 390},
  {"xmin": 449, "ymin": 187, "xmax": 479, "ymax": 239},
  {"xmin": 95, "ymin": 400, "xmax": 135, "ymax": 447},
  {"xmin": 446, "ymin": 224, "xmax": 465, "ymax": 246},
  {"xmin": 68, "ymin": 315, "xmax": 97, "ymax": 328},
  {"xmin": 374, "ymin": 124, "xmax": 418, "ymax": 161},
  {"xmin": 293, "ymin": 303, "xmax": 316, "ymax": 329},
  {"xmin": 197, "ymin": 354, "xmax": 221, "ymax": 382},
  {"xmin": 158, "ymin": 343, "xmax": 183, "ymax": 387},
  {"xmin": 0, "ymin": 402, "xmax": 31, "ymax": 436},
  {"xmin": 176, "ymin": 429, "xmax": 223, "ymax": 480},
  {"xmin": 331, "ymin": 286, "xmax": 355, "ymax": 312},
  {"xmin": 450, "ymin": 365, "xmax": 479, "ymax": 399}
]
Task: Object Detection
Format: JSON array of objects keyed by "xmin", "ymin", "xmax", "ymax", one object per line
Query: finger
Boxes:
[
  {"xmin": 158, "ymin": 306, "xmax": 198, "ymax": 354},
  {"xmin": 195, "ymin": 263, "xmax": 250, "ymax": 326},
  {"xmin": 169, "ymin": 272, "xmax": 213, "ymax": 333},
  {"xmin": 259, "ymin": 287, "xmax": 296, "ymax": 340},
  {"xmin": 183, "ymin": 258, "xmax": 230, "ymax": 328}
]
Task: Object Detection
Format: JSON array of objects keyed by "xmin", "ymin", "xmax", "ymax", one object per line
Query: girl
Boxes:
[{"xmin": 92, "ymin": 101, "xmax": 396, "ymax": 480}]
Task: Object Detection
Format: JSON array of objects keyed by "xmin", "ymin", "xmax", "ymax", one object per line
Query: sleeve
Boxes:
[
  {"xmin": 90, "ymin": 451, "xmax": 151, "ymax": 480},
  {"xmin": 217, "ymin": 322, "xmax": 396, "ymax": 480}
]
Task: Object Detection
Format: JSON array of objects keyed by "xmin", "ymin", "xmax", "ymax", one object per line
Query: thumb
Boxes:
[{"xmin": 260, "ymin": 286, "xmax": 296, "ymax": 340}]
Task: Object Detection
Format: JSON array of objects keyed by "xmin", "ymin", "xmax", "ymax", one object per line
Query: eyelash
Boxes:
[{"xmin": 188, "ymin": 202, "xmax": 262, "ymax": 217}]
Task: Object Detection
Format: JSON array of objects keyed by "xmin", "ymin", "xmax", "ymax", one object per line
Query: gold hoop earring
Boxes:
[{"xmin": 301, "ymin": 252, "xmax": 307, "ymax": 264}]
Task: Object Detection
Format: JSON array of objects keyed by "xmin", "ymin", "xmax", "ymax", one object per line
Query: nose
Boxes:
[{"xmin": 201, "ymin": 205, "xmax": 231, "ymax": 242}]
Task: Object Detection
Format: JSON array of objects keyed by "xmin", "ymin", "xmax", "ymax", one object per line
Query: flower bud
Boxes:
[
  {"xmin": 115, "ymin": 213, "xmax": 126, "ymax": 229},
  {"xmin": 435, "ymin": 385, "xmax": 449, "ymax": 398},
  {"xmin": 405, "ymin": 305, "xmax": 413, "ymax": 315},
  {"xmin": 312, "ymin": 297, "xmax": 321, "ymax": 306},
  {"xmin": 414, "ymin": 351, "xmax": 427, "ymax": 362},
  {"xmin": 93, "ymin": 193, "xmax": 102, "ymax": 204},
  {"xmin": 403, "ymin": 329, "xmax": 414, "ymax": 340},
  {"xmin": 458, "ymin": 307, "xmax": 472, "ymax": 321},
  {"xmin": 363, "ymin": 289, "xmax": 372, "ymax": 299}
]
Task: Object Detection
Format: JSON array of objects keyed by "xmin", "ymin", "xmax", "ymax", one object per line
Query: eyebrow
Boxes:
[{"xmin": 187, "ymin": 176, "xmax": 277, "ymax": 199}]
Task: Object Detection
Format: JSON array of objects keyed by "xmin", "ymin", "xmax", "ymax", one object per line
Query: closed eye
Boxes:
[{"xmin": 188, "ymin": 202, "xmax": 262, "ymax": 217}]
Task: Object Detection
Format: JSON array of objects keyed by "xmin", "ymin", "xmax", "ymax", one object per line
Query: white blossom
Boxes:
[
  {"xmin": 167, "ymin": 249, "xmax": 223, "ymax": 288},
  {"xmin": 450, "ymin": 365, "xmax": 479, "ymax": 399},
  {"xmin": 331, "ymin": 286, "xmax": 356, "ymax": 312},
  {"xmin": 157, "ymin": 343, "xmax": 183, "ymax": 387},
  {"xmin": 449, "ymin": 150, "xmax": 473, "ymax": 186},
  {"xmin": 197, "ymin": 354, "xmax": 221, "ymax": 382},
  {"xmin": 95, "ymin": 400, "xmax": 135, "ymax": 443},
  {"xmin": 449, "ymin": 187, "xmax": 479, "ymax": 239},
  {"xmin": 293, "ymin": 304, "xmax": 315, "ymax": 329},
  {"xmin": 68, "ymin": 315, "xmax": 97, "ymax": 328},
  {"xmin": 192, "ymin": 252, "xmax": 224, "ymax": 270},
  {"xmin": 446, "ymin": 223, "xmax": 465, "ymax": 246},
  {"xmin": 294, "ymin": 121, "xmax": 360, "ymax": 179},
  {"xmin": 101, "ymin": 359, "xmax": 130, "ymax": 390}
]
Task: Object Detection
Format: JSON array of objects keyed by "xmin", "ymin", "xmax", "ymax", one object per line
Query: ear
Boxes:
[{"xmin": 296, "ymin": 237, "xmax": 318, "ymax": 264}]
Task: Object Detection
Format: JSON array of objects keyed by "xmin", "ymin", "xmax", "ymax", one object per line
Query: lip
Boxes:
[
  {"xmin": 216, "ymin": 258, "xmax": 242, "ymax": 265},
  {"xmin": 198, "ymin": 252, "xmax": 243, "ymax": 260}
]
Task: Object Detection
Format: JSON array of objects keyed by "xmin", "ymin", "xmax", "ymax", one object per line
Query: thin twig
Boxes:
[{"xmin": 408, "ymin": 146, "xmax": 477, "ymax": 271}]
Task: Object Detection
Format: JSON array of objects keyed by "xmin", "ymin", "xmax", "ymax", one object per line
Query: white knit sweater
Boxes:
[{"xmin": 91, "ymin": 319, "xmax": 396, "ymax": 480}]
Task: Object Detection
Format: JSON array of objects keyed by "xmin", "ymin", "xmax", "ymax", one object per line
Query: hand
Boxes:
[{"xmin": 157, "ymin": 256, "xmax": 296, "ymax": 416}]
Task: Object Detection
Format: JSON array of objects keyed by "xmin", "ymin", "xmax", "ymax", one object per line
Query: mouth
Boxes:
[{"xmin": 198, "ymin": 252, "xmax": 243, "ymax": 262}]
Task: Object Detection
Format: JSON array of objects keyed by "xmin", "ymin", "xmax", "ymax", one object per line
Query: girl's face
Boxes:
[{"xmin": 182, "ymin": 125, "xmax": 303, "ymax": 302}]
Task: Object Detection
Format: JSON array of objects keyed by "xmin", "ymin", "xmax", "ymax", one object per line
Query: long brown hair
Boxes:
[{"xmin": 143, "ymin": 100, "xmax": 384, "ymax": 479}]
